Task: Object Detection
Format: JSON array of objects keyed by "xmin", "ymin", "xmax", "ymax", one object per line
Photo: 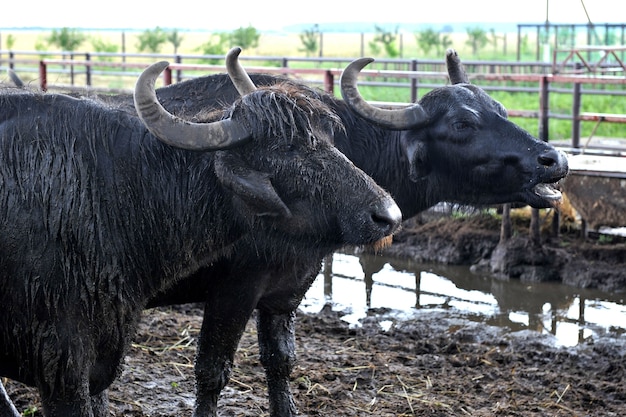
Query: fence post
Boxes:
[
  {"xmin": 282, "ymin": 57, "xmax": 288, "ymax": 78},
  {"xmin": 538, "ymin": 75, "xmax": 550, "ymax": 142},
  {"xmin": 39, "ymin": 61, "xmax": 47, "ymax": 92},
  {"xmin": 410, "ymin": 59, "xmax": 418, "ymax": 103},
  {"xmin": 323, "ymin": 70, "xmax": 334, "ymax": 95},
  {"xmin": 571, "ymin": 63, "xmax": 582, "ymax": 149},
  {"xmin": 500, "ymin": 203, "xmax": 512, "ymax": 242},
  {"xmin": 70, "ymin": 52, "xmax": 75, "ymax": 86},
  {"xmin": 9, "ymin": 51, "xmax": 14, "ymax": 69},
  {"xmin": 85, "ymin": 53, "xmax": 91, "ymax": 87},
  {"xmin": 530, "ymin": 75, "xmax": 551, "ymax": 246},
  {"xmin": 163, "ymin": 65, "xmax": 172, "ymax": 86},
  {"xmin": 175, "ymin": 55, "xmax": 182, "ymax": 83}
]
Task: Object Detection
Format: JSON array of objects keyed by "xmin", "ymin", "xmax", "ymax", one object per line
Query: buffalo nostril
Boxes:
[
  {"xmin": 538, "ymin": 149, "xmax": 559, "ymax": 167},
  {"xmin": 371, "ymin": 202, "xmax": 402, "ymax": 234}
]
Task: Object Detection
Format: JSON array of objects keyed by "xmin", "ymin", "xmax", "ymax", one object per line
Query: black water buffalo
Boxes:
[
  {"xmin": 6, "ymin": 50, "xmax": 569, "ymax": 416},
  {"xmin": 141, "ymin": 50, "xmax": 568, "ymax": 417},
  {"xmin": 0, "ymin": 48, "xmax": 401, "ymax": 417}
]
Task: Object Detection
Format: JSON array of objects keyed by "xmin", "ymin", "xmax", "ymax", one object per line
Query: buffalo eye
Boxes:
[{"xmin": 452, "ymin": 121, "xmax": 472, "ymax": 131}]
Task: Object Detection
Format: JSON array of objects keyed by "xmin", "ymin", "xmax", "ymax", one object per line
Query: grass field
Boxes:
[{"xmin": 2, "ymin": 28, "xmax": 625, "ymax": 141}]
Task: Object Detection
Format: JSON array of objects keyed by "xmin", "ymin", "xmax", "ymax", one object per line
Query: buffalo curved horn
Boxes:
[
  {"xmin": 446, "ymin": 48, "xmax": 470, "ymax": 84},
  {"xmin": 226, "ymin": 47, "xmax": 257, "ymax": 96},
  {"xmin": 134, "ymin": 60, "xmax": 251, "ymax": 151},
  {"xmin": 340, "ymin": 57, "xmax": 429, "ymax": 130},
  {"xmin": 8, "ymin": 69, "xmax": 25, "ymax": 88}
]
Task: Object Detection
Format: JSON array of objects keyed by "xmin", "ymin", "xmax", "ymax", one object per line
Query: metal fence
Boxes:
[
  {"xmin": 0, "ymin": 49, "xmax": 557, "ymax": 96},
  {"xmin": 2, "ymin": 48, "xmax": 626, "ymax": 152}
]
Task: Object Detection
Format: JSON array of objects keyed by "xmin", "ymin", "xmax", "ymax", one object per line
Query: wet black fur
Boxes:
[{"xmin": 0, "ymin": 85, "xmax": 397, "ymax": 417}]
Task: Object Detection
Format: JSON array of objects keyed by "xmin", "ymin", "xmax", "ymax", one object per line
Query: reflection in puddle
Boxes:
[{"xmin": 299, "ymin": 252, "xmax": 626, "ymax": 347}]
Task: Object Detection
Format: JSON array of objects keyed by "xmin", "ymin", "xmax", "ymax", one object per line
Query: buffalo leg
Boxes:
[
  {"xmin": 40, "ymin": 385, "xmax": 93, "ymax": 417},
  {"xmin": 257, "ymin": 310, "xmax": 298, "ymax": 417},
  {"xmin": 192, "ymin": 285, "xmax": 260, "ymax": 417},
  {"xmin": 0, "ymin": 380, "xmax": 20, "ymax": 417},
  {"xmin": 90, "ymin": 390, "xmax": 109, "ymax": 417}
]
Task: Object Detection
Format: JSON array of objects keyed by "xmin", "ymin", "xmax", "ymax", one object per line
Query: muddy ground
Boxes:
[{"xmin": 4, "ymin": 211, "xmax": 626, "ymax": 416}]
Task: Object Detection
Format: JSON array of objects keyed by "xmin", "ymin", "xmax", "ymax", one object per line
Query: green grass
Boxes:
[{"xmin": 504, "ymin": 91, "xmax": 626, "ymax": 141}]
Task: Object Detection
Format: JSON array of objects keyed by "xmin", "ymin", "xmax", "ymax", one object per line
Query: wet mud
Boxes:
[{"xmin": 4, "ymin": 213, "xmax": 626, "ymax": 416}]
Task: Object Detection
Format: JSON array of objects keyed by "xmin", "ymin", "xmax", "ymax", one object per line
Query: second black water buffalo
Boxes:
[
  {"xmin": 0, "ymin": 49, "xmax": 401, "ymax": 417},
  {"xmin": 141, "ymin": 50, "xmax": 569, "ymax": 417}
]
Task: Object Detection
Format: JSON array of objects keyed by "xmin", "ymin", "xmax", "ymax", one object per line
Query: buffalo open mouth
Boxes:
[{"xmin": 532, "ymin": 182, "xmax": 562, "ymax": 203}]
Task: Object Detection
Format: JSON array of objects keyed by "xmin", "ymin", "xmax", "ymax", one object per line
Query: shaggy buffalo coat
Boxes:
[{"xmin": 0, "ymin": 84, "xmax": 400, "ymax": 417}]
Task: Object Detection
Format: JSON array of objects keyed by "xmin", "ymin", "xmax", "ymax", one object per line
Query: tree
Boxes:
[
  {"xmin": 299, "ymin": 24, "xmax": 320, "ymax": 57},
  {"xmin": 415, "ymin": 28, "xmax": 440, "ymax": 56},
  {"xmin": 6, "ymin": 34, "xmax": 16, "ymax": 50},
  {"xmin": 136, "ymin": 27, "xmax": 168, "ymax": 53},
  {"xmin": 167, "ymin": 29, "xmax": 185, "ymax": 55},
  {"xmin": 440, "ymin": 34, "xmax": 453, "ymax": 54},
  {"xmin": 34, "ymin": 36, "xmax": 48, "ymax": 59},
  {"xmin": 519, "ymin": 33, "xmax": 530, "ymax": 58},
  {"xmin": 47, "ymin": 27, "xmax": 85, "ymax": 51},
  {"xmin": 465, "ymin": 26, "xmax": 489, "ymax": 56},
  {"xmin": 489, "ymin": 28, "xmax": 498, "ymax": 55},
  {"xmin": 369, "ymin": 25, "xmax": 399, "ymax": 58},
  {"xmin": 196, "ymin": 33, "xmax": 229, "ymax": 64},
  {"xmin": 488, "ymin": 28, "xmax": 507, "ymax": 56},
  {"xmin": 90, "ymin": 37, "xmax": 118, "ymax": 67},
  {"xmin": 230, "ymin": 25, "xmax": 260, "ymax": 50},
  {"xmin": 91, "ymin": 37, "xmax": 118, "ymax": 54}
]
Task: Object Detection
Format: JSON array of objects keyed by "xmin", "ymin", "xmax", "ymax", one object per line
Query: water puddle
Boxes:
[{"xmin": 299, "ymin": 252, "xmax": 626, "ymax": 347}]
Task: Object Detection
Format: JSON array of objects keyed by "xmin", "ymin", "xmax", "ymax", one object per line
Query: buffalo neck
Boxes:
[
  {"xmin": 104, "ymin": 132, "xmax": 249, "ymax": 298},
  {"xmin": 332, "ymin": 118, "xmax": 438, "ymax": 220}
]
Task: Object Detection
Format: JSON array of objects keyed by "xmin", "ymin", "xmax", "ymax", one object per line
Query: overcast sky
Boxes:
[{"xmin": 1, "ymin": 0, "xmax": 619, "ymax": 31}]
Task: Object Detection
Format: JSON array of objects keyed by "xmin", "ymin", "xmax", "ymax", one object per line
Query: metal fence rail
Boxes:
[
  {"xmin": 2, "ymin": 49, "xmax": 625, "ymax": 151},
  {"xmin": 0, "ymin": 48, "xmax": 560, "ymax": 101}
]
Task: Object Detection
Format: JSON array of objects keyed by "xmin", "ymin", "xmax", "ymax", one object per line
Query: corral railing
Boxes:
[
  {"xmin": 0, "ymin": 49, "xmax": 557, "ymax": 96},
  {"xmin": 2, "ymin": 48, "xmax": 625, "ymax": 153}
]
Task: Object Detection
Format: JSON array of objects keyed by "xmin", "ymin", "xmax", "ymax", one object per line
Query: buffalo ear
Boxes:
[
  {"xmin": 404, "ymin": 140, "xmax": 431, "ymax": 182},
  {"xmin": 214, "ymin": 152, "xmax": 292, "ymax": 218}
]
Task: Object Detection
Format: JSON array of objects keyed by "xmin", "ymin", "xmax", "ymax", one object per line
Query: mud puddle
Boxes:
[{"xmin": 300, "ymin": 252, "xmax": 626, "ymax": 347}]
